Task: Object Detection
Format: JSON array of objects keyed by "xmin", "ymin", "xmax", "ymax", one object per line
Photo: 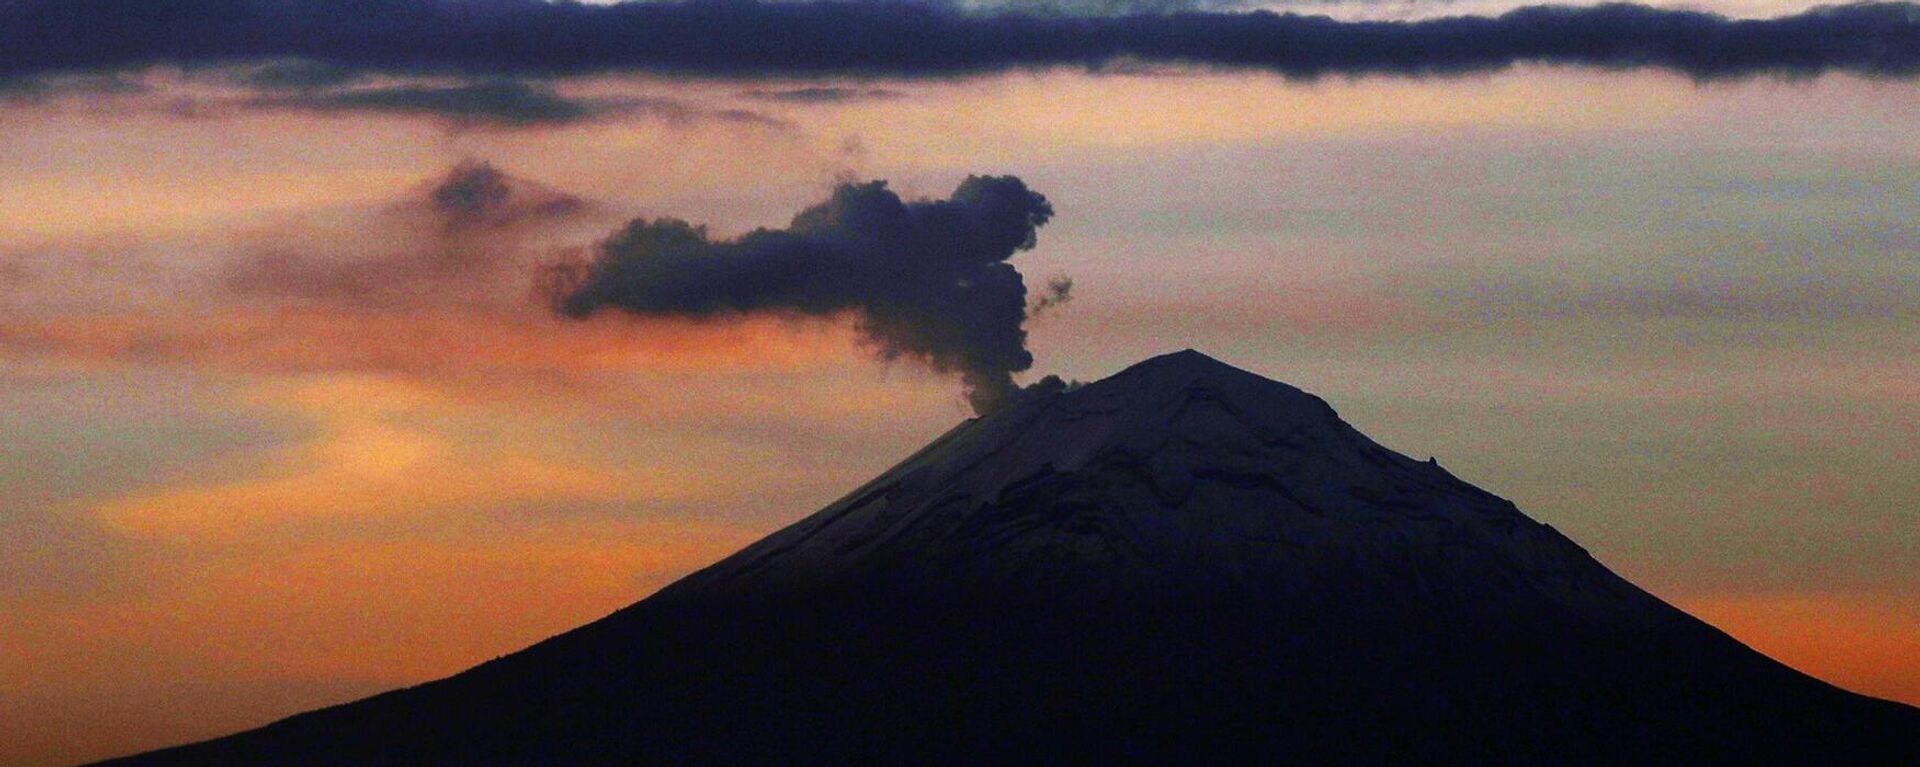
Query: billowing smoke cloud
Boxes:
[
  {"xmin": 2, "ymin": 1, "xmax": 1918, "ymax": 80},
  {"xmin": 551, "ymin": 176, "xmax": 1057, "ymax": 414}
]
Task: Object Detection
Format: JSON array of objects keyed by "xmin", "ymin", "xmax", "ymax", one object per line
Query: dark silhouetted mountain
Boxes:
[{"xmin": 94, "ymin": 350, "xmax": 1919, "ymax": 766}]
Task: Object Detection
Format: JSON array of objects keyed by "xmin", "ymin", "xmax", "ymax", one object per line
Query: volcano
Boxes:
[{"xmin": 97, "ymin": 350, "xmax": 1918, "ymax": 765}]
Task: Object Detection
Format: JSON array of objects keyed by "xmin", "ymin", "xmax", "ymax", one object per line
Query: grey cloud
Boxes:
[
  {"xmin": 225, "ymin": 59, "xmax": 365, "ymax": 91},
  {"xmin": 247, "ymin": 80, "xmax": 598, "ymax": 127},
  {"xmin": 551, "ymin": 176, "xmax": 1060, "ymax": 414},
  {"xmin": 0, "ymin": 71, "xmax": 145, "ymax": 104}
]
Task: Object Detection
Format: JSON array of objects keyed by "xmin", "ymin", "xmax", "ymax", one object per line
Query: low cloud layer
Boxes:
[
  {"xmin": 551, "ymin": 176, "xmax": 1057, "ymax": 414},
  {"xmin": 2, "ymin": 2, "xmax": 1917, "ymax": 79}
]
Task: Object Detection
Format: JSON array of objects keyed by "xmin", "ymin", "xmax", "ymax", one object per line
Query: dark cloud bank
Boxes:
[
  {"xmin": 551, "ymin": 176, "xmax": 1058, "ymax": 415},
  {"xmin": 4, "ymin": 1, "xmax": 1919, "ymax": 80}
]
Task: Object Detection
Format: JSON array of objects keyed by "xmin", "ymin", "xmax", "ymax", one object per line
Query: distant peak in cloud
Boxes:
[
  {"xmin": 550, "ymin": 176, "xmax": 1062, "ymax": 415},
  {"xmin": 2, "ymin": 1, "xmax": 1917, "ymax": 79},
  {"xmin": 429, "ymin": 160, "xmax": 587, "ymax": 232}
]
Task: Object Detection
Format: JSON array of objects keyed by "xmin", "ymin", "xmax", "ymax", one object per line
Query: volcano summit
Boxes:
[{"xmin": 98, "ymin": 350, "xmax": 1919, "ymax": 766}]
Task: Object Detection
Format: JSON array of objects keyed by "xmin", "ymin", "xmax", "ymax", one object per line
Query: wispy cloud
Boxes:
[
  {"xmin": 248, "ymin": 81, "xmax": 600, "ymax": 127},
  {"xmin": 0, "ymin": 71, "xmax": 146, "ymax": 104},
  {"xmin": 220, "ymin": 160, "xmax": 592, "ymax": 308},
  {"xmin": 241, "ymin": 80, "xmax": 789, "ymax": 129},
  {"xmin": 739, "ymin": 86, "xmax": 906, "ymax": 103}
]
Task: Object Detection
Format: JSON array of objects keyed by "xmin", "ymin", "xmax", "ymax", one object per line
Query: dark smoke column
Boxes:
[{"xmin": 552, "ymin": 176, "xmax": 1057, "ymax": 414}]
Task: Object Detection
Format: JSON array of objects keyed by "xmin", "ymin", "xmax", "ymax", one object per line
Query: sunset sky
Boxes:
[{"xmin": 3, "ymin": 2, "xmax": 1918, "ymax": 765}]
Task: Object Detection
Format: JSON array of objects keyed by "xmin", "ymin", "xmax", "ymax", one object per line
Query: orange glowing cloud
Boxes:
[
  {"xmin": 0, "ymin": 307, "xmax": 859, "ymax": 384},
  {"xmin": 0, "ymin": 516, "xmax": 762, "ymax": 766},
  {"xmin": 91, "ymin": 374, "xmax": 655, "ymax": 541}
]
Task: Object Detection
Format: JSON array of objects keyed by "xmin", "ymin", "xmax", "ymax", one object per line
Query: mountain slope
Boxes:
[{"xmin": 96, "ymin": 350, "xmax": 1920, "ymax": 766}]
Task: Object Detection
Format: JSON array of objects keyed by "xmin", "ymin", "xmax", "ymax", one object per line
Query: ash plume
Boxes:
[
  {"xmin": 551, "ymin": 176, "xmax": 1058, "ymax": 414},
  {"xmin": 1029, "ymin": 275, "xmax": 1073, "ymax": 316}
]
